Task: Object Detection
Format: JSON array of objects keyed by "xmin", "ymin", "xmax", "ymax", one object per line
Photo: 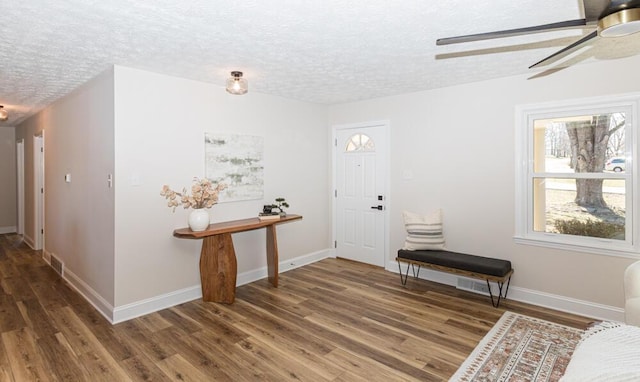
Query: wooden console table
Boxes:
[{"xmin": 173, "ymin": 214, "xmax": 302, "ymax": 304}]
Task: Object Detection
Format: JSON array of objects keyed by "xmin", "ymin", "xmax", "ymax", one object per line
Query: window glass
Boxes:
[
  {"xmin": 533, "ymin": 113, "xmax": 626, "ymax": 173},
  {"xmin": 515, "ymin": 94, "xmax": 637, "ymax": 257},
  {"xmin": 345, "ymin": 134, "xmax": 375, "ymax": 152},
  {"xmin": 532, "ymin": 178, "xmax": 625, "ymax": 240}
]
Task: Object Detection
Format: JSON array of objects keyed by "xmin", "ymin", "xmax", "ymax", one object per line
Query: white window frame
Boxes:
[{"xmin": 515, "ymin": 93, "xmax": 640, "ymax": 259}]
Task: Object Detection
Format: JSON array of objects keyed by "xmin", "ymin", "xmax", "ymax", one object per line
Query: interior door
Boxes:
[
  {"xmin": 16, "ymin": 140, "xmax": 25, "ymax": 236},
  {"xmin": 335, "ymin": 123, "xmax": 388, "ymax": 267},
  {"xmin": 34, "ymin": 134, "xmax": 44, "ymax": 250}
]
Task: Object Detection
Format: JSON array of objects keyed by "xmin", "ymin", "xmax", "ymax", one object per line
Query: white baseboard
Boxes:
[
  {"xmin": 41, "ymin": 248, "xmax": 116, "ymax": 323},
  {"xmin": 387, "ymin": 260, "xmax": 625, "ymax": 322},
  {"xmin": 64, "ymin": 266, "xmax": 116, "ymax": 323},
  {"xmin": 110, "ymin": 248, "xmax": 334, "ymax": 324},
  {"xmin": 112, "ymin": 285, "xmax": 202, "ymax": 324},
  {"xmin": 40, "ymin": 246, "xmax": 626, "ymax": 324},
  {"xmin": 42, "ymin": 249, "xmax": 51, "ymax": 264},
  {"xmin": 23, "ymin": 234, "xmax": 35, "ymax": 249},
  {"xmin": 0, "ymin": 226, "xmax": 17, "ymax": 234},
  {"xmin": 236, "ymin": 248, "xmax": 335, "ymax": 286}
]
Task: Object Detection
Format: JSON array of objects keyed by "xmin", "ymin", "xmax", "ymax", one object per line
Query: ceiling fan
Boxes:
[{"xmin": 436, "ymin": 0, "xmax": 640, "ymax": 69}]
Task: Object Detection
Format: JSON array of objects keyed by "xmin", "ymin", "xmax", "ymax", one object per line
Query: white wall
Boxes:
[
  {"xmin": 16, "ymin": 68, "xmax": 116, "ymax": 305},
  {"xmin": 16, "ymin": 56, "xmax": 639, "ymax": 322},
  {"xmin": 0, "ymin": 126, "xmax": 17, "ymax": 233},
  {"xmin": 112, "ymin": 66, "xmax": 331, "ymax": 308},
  {"xmin": 328, "ymin": 55, "xmax": 640, "ymax": 318}
]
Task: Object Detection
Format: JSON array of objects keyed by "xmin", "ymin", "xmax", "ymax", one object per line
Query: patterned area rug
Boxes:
[{"xmin": 450, "ymin": 311, "xmax": 584, "ymax": 382}]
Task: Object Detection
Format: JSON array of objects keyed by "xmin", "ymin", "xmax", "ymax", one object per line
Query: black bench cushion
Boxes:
[{"xmin": 397, "ymin": 249, "xmax": 512, "ymax": 278}]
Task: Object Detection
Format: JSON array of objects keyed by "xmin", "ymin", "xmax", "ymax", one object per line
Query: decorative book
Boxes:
[{"xmin": 258, "ymin": 213, "xmax": 281, "ymax": 221}]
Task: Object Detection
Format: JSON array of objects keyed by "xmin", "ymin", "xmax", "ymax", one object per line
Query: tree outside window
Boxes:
[{"xmin": 534, "ymin": 113, "xmax": 626, "ymax": 240}]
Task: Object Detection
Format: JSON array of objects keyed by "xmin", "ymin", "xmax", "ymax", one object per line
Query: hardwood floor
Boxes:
[{"xmin": 0, "ymin": 233, "xmax": 593, "ymax": 381}]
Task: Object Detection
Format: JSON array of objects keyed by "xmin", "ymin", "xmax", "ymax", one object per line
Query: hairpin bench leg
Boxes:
[
  {"xmin": 398, "ymin": 260, "xmax": 410, "ymax": 285},
  {"xmin": 487, "ymin": 275, "xmax": 512, "ymax": 308},
  {"xmin": 397, "ymin": 261, "xmax": 421, "ymax": 286}
]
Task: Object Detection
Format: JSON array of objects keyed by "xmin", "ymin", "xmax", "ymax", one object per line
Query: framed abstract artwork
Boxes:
[{"xmin": 204, "ymin": 132, "xmax": 264, "ymax": 202}]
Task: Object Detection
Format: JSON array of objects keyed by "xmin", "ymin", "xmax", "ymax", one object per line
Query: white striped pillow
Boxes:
[{"xmin": 402, "ymin": 210, "xmax": 445, "ymax": 250}]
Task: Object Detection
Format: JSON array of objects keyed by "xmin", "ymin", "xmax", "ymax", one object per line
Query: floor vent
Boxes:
[
  {"xmin": 456, "ymin": 278, "xmax": 490, "ymax": 295},
  {"xmin": 50, "ymin": 254, "xmax": 64, "ymax": 277}
]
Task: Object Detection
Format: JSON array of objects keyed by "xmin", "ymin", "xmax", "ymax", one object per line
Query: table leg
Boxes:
[
  {"xmin": 266, "ymin": 225, "xmax": 279, "ymax": 287},
  {"xmin": 199, "ymin": 233, "xmax": 237, "ymax": 303}
]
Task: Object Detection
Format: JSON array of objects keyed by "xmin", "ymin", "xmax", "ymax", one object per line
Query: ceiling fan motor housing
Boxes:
[
  {"xmin": 600, "ymin": 0, "xmax": 640, "ymax": 18},
  {"xmin": 598, "ymin": 1, "xmax": 640, "ymax": 37}
]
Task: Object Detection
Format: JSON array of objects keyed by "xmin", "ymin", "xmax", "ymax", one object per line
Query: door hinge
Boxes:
[
  {"xmin": 334, "ymin": 189, "xmax": 337, "ymax": 197},
  {"xmin": 41, "ymin": 188, "xmax": 44, "ymax": 193},
  {"xmin": 334, "ymin": 241, "xmax": 337, "ymax": 248},
  {"xmin": 334, "ymin": 138, "xmax": 337, "ymax": 146},
  {"xmin": 41, "ymin": 229, "xmax": 44, "ymax": 234},
  {"xmin": 40, "ymin": 147, "xmax": 44, "ymax": 153}
]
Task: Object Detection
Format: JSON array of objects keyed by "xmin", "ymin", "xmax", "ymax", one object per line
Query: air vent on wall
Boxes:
[
  {"xmin": 456, "ymin": 278, "xmax": 490, "ymax": 295},
  {"xmin": 50, "ymin": 254, "xmax": 64, "ymax": 277}
]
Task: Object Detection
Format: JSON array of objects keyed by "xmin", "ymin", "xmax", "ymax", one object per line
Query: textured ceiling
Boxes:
[{"xmin": 1, "ymin": 0, "xmax": 640, "ymax": 126}]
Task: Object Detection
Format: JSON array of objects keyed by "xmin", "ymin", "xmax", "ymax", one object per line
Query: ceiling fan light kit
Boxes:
[
  {"xmin": 0, "ymin": 106, "xmax": 8, "ymax": 121},
  {"xmin": 598, "ymin": 7, "xmax": 640, "ymax": 37},
  {"xmin": 437, "ymin": 0, "xmax": 640, "ymax": 70}
]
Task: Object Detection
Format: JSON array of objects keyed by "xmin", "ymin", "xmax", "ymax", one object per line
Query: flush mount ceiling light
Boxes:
[
  {"xmin": 226, "ymin": 71, "xmax": 248, "ymax": 95},
  {"xmin": 0, "ymin": 106, "xmax": 8, "ymax": 121}
]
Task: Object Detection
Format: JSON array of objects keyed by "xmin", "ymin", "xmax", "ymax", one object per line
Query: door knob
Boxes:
[{"xmin": 370, "ymin": 205, "xmax": 383, "ymax": 210}]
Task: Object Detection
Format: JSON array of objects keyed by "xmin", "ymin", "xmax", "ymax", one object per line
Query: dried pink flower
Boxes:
[{"xmin": 160, "ymin": 177, "xmax": 227, "ymax": 211}]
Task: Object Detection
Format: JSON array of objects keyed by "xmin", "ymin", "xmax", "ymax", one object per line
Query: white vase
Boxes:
[{"xmin": 188, "ymin": 208, "xmax": 210, "ymax": 232}]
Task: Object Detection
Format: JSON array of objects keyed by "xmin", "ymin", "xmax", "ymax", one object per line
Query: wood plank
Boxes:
[
  {"xmin": 170, "ymin": 303, "xmax": 248, "ymax": 344},
  {"xmin": 120, "ymin": 354, "xmax": 173, "ymax": 382},
  {"xmin": 0, "ymin": 234, "xmax": 595, "ymax": 381},
  {"xmin": 153, "ymin": 326, "xmax": 234, "ymax": 380},
  {"xmin": 154, "ymin": 354, "xmax": 210, "ymax": 382},
  {"xmin": 135, "ymin": 312, "xmax": 173, "ymax": 333},
  {"xmin": 0, "ymin": 260, "xmax": 20, "ymax": 279},
  {"xmin": 113, "ymin": 320, "xmax": 177, "ymax": 363},
  {"xmin": 0, "ymin": 293, "xmax": 25, "ymax": 333},
  {"xmin": 231, "ymin": 300, "xmax": 335, "ymax": 356},
  {"xmin": 324, "ymin": 347, "xmax": 426, "ymax": 382},
  {"xmin": 191, "ymin": 329, "xmax": 286, "ymax": 382},
  {"xmin": 155, "ymin": 306, "xmax": 203, "ymax": 334},
  {"xmin": 1, "ymin": 327, "xmax": 51, "ymax": 382},
  {"xmin": 0, "ymin": 327, "xmax": 15, "ymax": 382},
  {"xmin": 236, "ymin": 337, "xmax": 330, "ymax": 381},
  {"xmin": 16, "ymin": 299, "xmax": 58, "ymax": 339},
  {"xmin": 48, "ymin": 306, "xmax": 132, "ymax": 381},
  {"xmin": 36, "ymin": 333, "xmax": 89, "ymax": 381},
  {"xmin": 231, "ymin": 320, "xmax": 344, "ymax": 380}
]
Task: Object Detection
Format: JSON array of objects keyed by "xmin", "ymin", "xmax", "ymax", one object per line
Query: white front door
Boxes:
[{"xmin": 334, "ymin": 122, "xmax": 388, "ymax": 267}]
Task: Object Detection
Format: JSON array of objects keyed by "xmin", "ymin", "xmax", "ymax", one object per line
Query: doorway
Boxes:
[
  {"xmin": 34, "ymin": 133, "xmax": 44, "ymax": 250},
  {"xmin": 16, "ymin": 139, "xmax": 25, "ymax": 236},
  {"xmin": 333, "ymin": 121, "xmax": 389, "ymax": 267}
]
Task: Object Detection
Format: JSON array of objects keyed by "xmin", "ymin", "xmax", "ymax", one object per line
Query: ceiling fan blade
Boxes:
[
  {"xmin": 529, "ymin": 30, "xmax": 598, "ymax": 68},
  {"xmin": 436, "ymin": 19, "xmax": 587, "ymax": 45}
]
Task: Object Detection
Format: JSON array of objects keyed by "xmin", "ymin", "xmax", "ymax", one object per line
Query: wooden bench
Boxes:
[{"xmin": 396, "ymin": 249, "xmax": 514, "ymax": 307}]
